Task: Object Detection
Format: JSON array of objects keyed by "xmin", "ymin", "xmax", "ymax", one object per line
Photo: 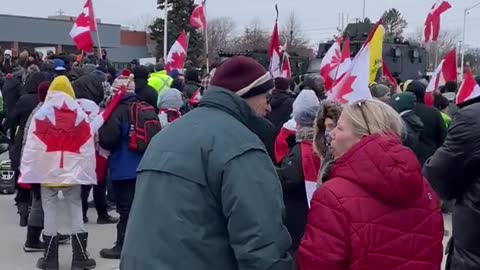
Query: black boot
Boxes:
[
  {"xmin": 24, "ymin": 226, "xmax": 44, "ymax": 253},
  {"xmin": 71, "ymin": 232, "xmax": 96, "ymax": 270},
  {"xmin": 97, "ymin": 214, "xmax": 119, "ymax": 225},
  {"xmin": 17, "ymin": 202, "xmax": 29, "ymax": 227},
  {"xmin": 99, "ymin": 243, "xmax": 122, "ymax": 259},
  {"xmin": 36, "ymin": 235, "xmax": 59, "ymax": 270},
  {"xmin": 100, "ymin": 229, "xmax": 123, "ymax": 259}
]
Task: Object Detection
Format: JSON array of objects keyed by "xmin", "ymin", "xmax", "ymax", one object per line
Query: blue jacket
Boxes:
[{"xmin": 99, "ymin": 94, "xmax": 143, "ymax": 181}]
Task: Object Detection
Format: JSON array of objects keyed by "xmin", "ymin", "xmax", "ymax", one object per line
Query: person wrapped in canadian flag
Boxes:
[
  {"xmin": 19, "ymin": 75, "xmax": 126, "ymax": 270},
  {"xmin": 276, "ymin": 89, "xmax": 320, "ymax": 251}
]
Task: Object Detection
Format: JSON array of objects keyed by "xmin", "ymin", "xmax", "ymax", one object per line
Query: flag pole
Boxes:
[
  {"xmin": 163, "ymin": 0, "xmax": 169, "ymax": 62},
  {"xmin": 91, "ymin": 0, "xmax": 102, "ymax": 60},
  {"xmin": 95, "ymin": 29, "xmax": 103, "ymax": 60},
  {"xmin": 204, "ymin": 0, "xmax": 210, "ymax": 74},
  {"xmin": 275, "ymin": 4, "xmax": 279, "ymax": 22},
  {"xmin": 273, "ymin": 4, "xmax": 280, "ymax": 74}
]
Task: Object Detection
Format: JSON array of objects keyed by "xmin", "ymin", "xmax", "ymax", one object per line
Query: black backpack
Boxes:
[{"xmin": 128, "ymin": 101, "xmax": 161, "ymax": 152}]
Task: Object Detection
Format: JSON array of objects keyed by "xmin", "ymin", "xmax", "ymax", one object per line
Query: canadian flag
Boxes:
[
  {"xmin": 328, "ymin": 22, "xmax": 386, "ymax": 104},
  {"xmin": 423, "ymin": 1, "xmax": 452, "ymax": 43},
  {"xmin": 274, "ymin": 118, "xmax": 296, "ymax": 164},
  {"xmin": 333, "ymin": 37, "xmax": 352, "ymax": 86},
  {"xmin": 281, "ymin": 53, "xmax": 292, "ymax": 79},
  {"xmin": 69, "ymin": 0, "xmax": 96, "ymax": 52},
  {"xmin": 165, "ymin": 30, "xmax": 188, "ymax": 74},
  {"xmin": 19, "ymin": 76, "xmax": 126, "ymax": 186},
  {"xmin": 301, "ymin": 142, "xmax": 320, "ymax": 208},
  {"xmin": 456, "ymin": 68, "xmax": 480, "ymax": 105},
  {"xmin": 425, "ymin": 49, "xmax": 457, "ymax": 106},
  {"xmin": 190, "ymin": 1, "xmax": 207, "ymax": 31},
  {"xmin": 320, "ymin": 37, "xmax": 343, "ymax": 91},
  {"xmin": 382, "ymin": 62, "xmax": 398, "ymax": 90},
  {"xmin": 268, "ymin": 21, "xmax": 282, "ymax": 78}
]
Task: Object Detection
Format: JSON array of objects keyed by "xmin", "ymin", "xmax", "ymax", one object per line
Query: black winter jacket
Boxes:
[
  {"xmin": 72, "ymin": 74, "xmax": 104, "ymax": 105},
  {"xmin": 276, "ymin": 142, "xmax": 308, "ymax": 251},
  {"xmin": 267, "ymin": 90, "xmax": 295, "ymax": 137},
  {"xmin": 400, "ymin": 110, "xmax": 424, "ymax": 162},
  {"xmin": 3, "ymin": 70, "xmax": 24, "ymax": 130},
  {"xmin": 135, "ymin": 78, "xmax": 158, "ymax": 109},
  {"xmin": 249, "ymin": 117, "xmax": 276, "ymax": 162},
  {"xmin": 413, "ymin": 103, "xmax": 447, "ymax": 166},
  {"xmin": 424, "ymin": 102, "xmax": 480, "ymax": 270},
  {"xmin": 183, "ymin": 81, "xmax": 201, "ymax": 99},
  {"xmin": 9, "ymin": 72, "xmax": 47, "ymax": 170}
]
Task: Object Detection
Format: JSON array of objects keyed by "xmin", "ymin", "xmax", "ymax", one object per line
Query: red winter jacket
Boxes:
[{"xmin": 297, "ymin": 134, "xmax": 444, "ymax": 270}]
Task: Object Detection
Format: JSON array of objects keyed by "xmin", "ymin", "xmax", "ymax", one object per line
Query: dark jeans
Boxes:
[
  {"xmin": 106, "ymin": 176, "xmax": 115, "ymax": 204},
  {"xmin": 112, "ymin": 179, "xmax": 136, "ymax": 245},
  {"xmin": 14, "ymin": 170, "xmax": 31, "ymax": 207},
  {"xmin": 81, "ymin": 180, "xmax": 108, "ymax": 218},
  {"xmin": 28, "ymin": 185, "xmax": 44, "ymax": 228}
]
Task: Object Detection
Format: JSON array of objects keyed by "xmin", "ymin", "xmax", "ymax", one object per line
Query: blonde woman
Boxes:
[{"xmin": 297, "ymin": 99, "xmax": 444, "ymax": 270}]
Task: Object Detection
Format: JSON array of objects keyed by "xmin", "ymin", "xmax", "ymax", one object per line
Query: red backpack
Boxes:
[{"xmin": 128, "ymin": 102, "xmax": 161, "ymax": 152}]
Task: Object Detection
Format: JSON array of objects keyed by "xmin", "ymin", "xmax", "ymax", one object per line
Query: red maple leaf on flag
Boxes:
[
  {"xmin": 335, "ymin": 75, "xmax": 357, "ymax": 104},
  {"xmin": 34, "ymin": 103, "xmax": 92, "ymax": 168},
  {"xmin": 330, "ymin": 49, "xmax": 342, "ymax": 69},
  {"xmin": 171, "ymin": 51, "xmax": 186, "ymax": 68}
]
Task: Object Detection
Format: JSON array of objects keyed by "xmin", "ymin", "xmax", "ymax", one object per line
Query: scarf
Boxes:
[{"xmin": 297, "ymin": 127, "xmax": 320, "ymax": 207}]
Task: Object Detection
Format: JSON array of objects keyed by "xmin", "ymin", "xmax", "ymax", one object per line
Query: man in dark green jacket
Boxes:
[{"xmin": 121, "ymin": 56, "xmax": 293, "ymax": 270}]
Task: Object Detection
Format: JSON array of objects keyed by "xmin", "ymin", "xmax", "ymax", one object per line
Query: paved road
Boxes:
[
  {"xmin": 0, "ymin": 193, "xmax": 119, "ymax": 270},
  {"xmin": 0, "ymin": 191, "xmax": 452, "ymax": 270}
]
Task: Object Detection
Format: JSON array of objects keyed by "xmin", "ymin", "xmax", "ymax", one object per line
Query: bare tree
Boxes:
[
  {"xmin": 207, "ymin": 17, "xmax": 236, "ymax": 59},
  {"xmin": 280, "ymin": 11, "xmax": 309, "ymax": 51},
  {"xmin": 464, "ymin": 48, "xmax": 480, "ymax": 74},
  {"xmin": 232, "ymin": 18, "xmax": 269, "ymax": 52},
  {"xmin": 410, "ymin": 27, "xmax": 460, "ymax": 69},
  {"xmin": 127, "ymin": 13, "xmax": 156, "ymax": 32}
]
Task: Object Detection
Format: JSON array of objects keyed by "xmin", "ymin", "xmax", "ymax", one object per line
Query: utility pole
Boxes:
[
  {"xmin": 461, "ymin": 1, "xmax": 480, "ymax": 76},
  {"xmin": 362, "ymin": 0, "xmax": 366, "ymax": 20}
]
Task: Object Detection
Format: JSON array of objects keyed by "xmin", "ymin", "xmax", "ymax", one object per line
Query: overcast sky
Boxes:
[{"xmin": 2, "ymin": 0, "xmax": 480, "ymax": 46}]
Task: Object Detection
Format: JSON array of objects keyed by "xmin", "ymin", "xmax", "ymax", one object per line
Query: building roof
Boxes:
[{"xmin": 0, "ymin": 14, "xmax": 120, "ymax": 47}]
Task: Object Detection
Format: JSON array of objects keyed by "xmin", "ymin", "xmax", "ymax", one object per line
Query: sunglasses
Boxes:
[
  {"xmin": 267, "ymin": 94, "xmax": 273, "ymax": 104},
  {"xmin": 357, "ymin": 100, "xmax": 372, "ymax": 135}
]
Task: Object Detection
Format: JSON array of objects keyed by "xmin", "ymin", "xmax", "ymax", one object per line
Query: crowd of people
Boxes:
[
  {"xmin": 0, "ymin": 46, "xmax": 477, "ymax": 270},
  {"xmin": 0, "ymin": 48, "xmax": 203, "ymax": 269}
]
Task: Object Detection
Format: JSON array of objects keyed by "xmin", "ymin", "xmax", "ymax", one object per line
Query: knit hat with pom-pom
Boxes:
[{"xmin": 112, "ymin": 73, "xmax": 135, "ymax": 94}]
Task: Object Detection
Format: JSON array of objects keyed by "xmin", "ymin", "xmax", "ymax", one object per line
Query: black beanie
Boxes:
[
  {"xmin": 406, "ymin": 80, "xmax": 426, "ymax": 103},
  {"xmin": 133, "ymin": 66, "xmax": 150, "ymax": 80}
]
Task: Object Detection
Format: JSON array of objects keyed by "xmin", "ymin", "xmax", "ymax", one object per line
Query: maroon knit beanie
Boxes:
[
  {"xmin": 37, "ymin": 81, "xmax": 51, "ymax": 102},
  {"xmin": 211, "ymin": 56, "xmax": 274, "ymax": 99}
]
